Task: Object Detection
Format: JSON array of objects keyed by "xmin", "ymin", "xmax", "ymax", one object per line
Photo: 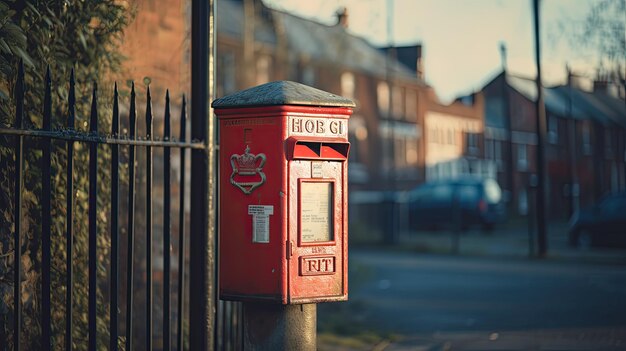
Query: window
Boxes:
[
  {"xmin": 494, "ymin": 140, "xmax": 503, "ymax": 171},
  {"xmin": 518, "ymin": 188, "xmax": 528, "ymax": 215},
  {"xmin": 341, "ymin": 72, "xmax": 355, "ymax": 99},
  {"xmin": 429, "ymin": 127, "xmax": 438, "ymax": 143},
  {"xmin": 218, "ymin": 51, "xmax": 236, "ymax": 96},
  {"xmin": 302, "ymin": 66, "xmax": 315, "ymax": 86},
  {"xmin": 485, "ymin": 139, "xmax": 494, "ymax": 159},
  {"xmin": 406, "ymin": 138, "xmax": 418, "ymax": 165},
  {"xmin": 605, "ymin": 129, "xmax": 613, "ymax": 156},
  {"xmin": 405, "ymin": 89, "xmax": 417, "ymax": 121},
  {"xmin": 458, "ymin": 185, "xmax": 479, "ymax": 204},
  {"xmin": 432, "ymin": 184, "xmax": 453, "ymax": 203},
  {"xmin": 466, "ymin": 133, "xmax": 479, "ymax": 154},
  {"xmin": 517, "ymin": 144, "xmax": 528, "ymax": 171},
  {"xmin": 548, "ymin": 116, "xmax": 558, "ymax": 144},
  {"xmin": 582, "ymin": 122, "xmax": 592, "ymax": 155},
  {"xmin": 391, "ymin": 86, "xmax": 403, "ymax": 119},
  {"xmin": 256, "ymin": 55, "xmax": 271, "ymax": 85},
  {"xmin": 377, "ymin": 81, "xmax": 389, "ymax": 115},
  {"xmin": 395, "ymin": 137, "xmax": 406, "ymax": 166}
]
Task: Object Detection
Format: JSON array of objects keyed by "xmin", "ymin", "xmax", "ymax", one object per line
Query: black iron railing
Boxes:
[{"xmin": 1, "ymin": 63, "xmax": 211, "ymax": 350}]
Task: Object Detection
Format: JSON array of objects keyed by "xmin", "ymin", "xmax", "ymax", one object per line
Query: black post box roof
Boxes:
[{"xmin": 212, "ymin": 80, "xmax": 356, "ymax": 108}]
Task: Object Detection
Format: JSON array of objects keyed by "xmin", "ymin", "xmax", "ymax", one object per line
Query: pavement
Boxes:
[
  {"xmin": 393, "ymin": 220, "xmax": 626, "ymax": 266},
  {"xmin": 318, "ymin": 220, "xmax": 626, "ymax": 351},
  {"xmin": 384, "ymin": 327, "xmax": 626, "ymax": 350}
]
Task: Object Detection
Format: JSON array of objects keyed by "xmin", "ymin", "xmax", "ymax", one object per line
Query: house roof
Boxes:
[
  {"xmin": 505, "ymin": 75, "xmax": 588, "ymax": 120},
  {"xmin": 277, "ymin": 10, "xmax": 420, "ymax": 80},
  {"xmin": 550, "ymin": 85, "xmax": 626, "ymax": 127},
  {"xmin": 217, "ymin": 0, "xmax": 277, "ymax": 45},
  {"xmin": 485, "ymin": 72, "xmax": 626, "ymax": 127},
  {"xmin": 482, "ymin": 70, "xmax": 625, "ymax": 128},
  {"xmin": 217, "ymin": 0, "xmax": 423, "ymax": 83}
]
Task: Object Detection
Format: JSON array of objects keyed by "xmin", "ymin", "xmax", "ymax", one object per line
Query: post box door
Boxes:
[{"xmin": 288, "ymin": 159, "xmax": 346, "ymax": 302}]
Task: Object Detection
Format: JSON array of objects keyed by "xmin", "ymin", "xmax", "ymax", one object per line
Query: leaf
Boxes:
[
  {"xmin": 25, "ymin": 2, "xmax": 41, "ymax": 18},
  {"xmin": 0, "ymin": 38, "xmax": 11, "ymax": 54},
  {"xmin": 13, "ymin": 46, "xmax": 35, "ymax": 68},
  {"xmin": 78, "ymin": 31, "xmax": 87, "ymax": 50}
]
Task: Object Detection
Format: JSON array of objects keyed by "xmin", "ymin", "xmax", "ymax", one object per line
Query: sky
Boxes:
[{"xmin": 264, "ymin": 0, "xmax": 600, "ymax": 103}]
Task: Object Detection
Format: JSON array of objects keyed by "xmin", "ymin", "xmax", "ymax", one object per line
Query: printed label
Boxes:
[
  {"xmin": 248, "ymin": 205, "xmax": 274, "ymax": 243},
  {"xmin": 312, "ymin": 162, "xmax": 323, "ymax": 178}
]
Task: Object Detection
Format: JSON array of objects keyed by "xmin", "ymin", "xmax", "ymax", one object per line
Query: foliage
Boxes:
[
  {"xmin": 582, "ymin": 0, "xmax": 626, "ymax": 83},
  {"xmin": 560, "ymin": 0, "xmax": 626, "ymax": 84},
  {"xmin": 0, "ymin": 0, "xmax": 131, "ymax": 349}
]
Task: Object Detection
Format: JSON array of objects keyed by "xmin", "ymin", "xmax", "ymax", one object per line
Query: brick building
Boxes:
[{"xmin": 481, "ymin": 69, "xmax": 626, "ymax": 219}]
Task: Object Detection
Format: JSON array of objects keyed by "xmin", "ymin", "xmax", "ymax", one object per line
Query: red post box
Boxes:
[{"xmin": 212, "ymin": 81, "xmax": 354, "ymax": 304}]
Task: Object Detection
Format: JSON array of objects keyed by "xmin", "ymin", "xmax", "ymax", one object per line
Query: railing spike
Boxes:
[
  {"xmin": 88, "ymin": 79, "xmax": 98, "ymax": 350},
  {"xmin": 41, "ymin": 63, "xmax": 52, "ymax": 351},
  {"xmin": 177, "ymin": 92, "xmax": 187, "ymax": 351},
  {"xmin": 68, "ymin": 68, "xmax": 75, "ymax": 129},
  {"xmin": 165, "ymin": 90, "xmax": 171, "ymax": 139},
  {"xmin": 15, "ymin": 60, "xmax": 24, "ymax": 128},
  {"xmin": 126, "ymin": 81, "xmax": 137, "ymax": 351},
  {"xmin": 163, "ymin": 87, "xmax": 172, "ymax": 351},
  {"xmin": 113, "ymin": 82, "xmax": 119, "ymax": 135},
  {"xmin": 65, "ymin": 65, "xmax": 76, "ymax": 351},
  {"xmin": 90, "ymin": 82, "xmax": 98, "ymax": 133},
  {"xmin": 43, "ymin": 66, "xmax": 52, "ymax": 130},
  {"xmin": 110, "ymin": 81, "xmax": 120, "ymax": 351},
  {"xmin": 145, "ymin": 82, "xmax": 154, "ymax": 351},
  {"xmin": 13, "ymin": 58, "xmax": 25, "ymax": 351}
]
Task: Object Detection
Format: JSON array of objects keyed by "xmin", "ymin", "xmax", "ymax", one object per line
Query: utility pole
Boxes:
[
  {"xmin": 189, "ymin": 0, "xmax": 216, "ymax": 349},
  {"xmin": 243, "ymin": 0, "xmax": 255, "ymax": 87},
  {"xmin": 384, "ymin": 0, "xmax": 398, "ymax": 245},
  {"xmin": 566, "ymin": 65, "xmax": 579, "ymax": 217},
  {"xmin": 499, "ymin": 42, "xmax": 515, "ymax": 217},
  {"xmin": 533, "ymin": 0, "xmax": 548, "ymax": 257}
]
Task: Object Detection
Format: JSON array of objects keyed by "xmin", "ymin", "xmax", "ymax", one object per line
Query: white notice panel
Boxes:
[
  {"xmin": 248, "ymin": 205, "xmax": 274, "ymax": 243},
  {"xmin": 300, "ymin": 182, "xmax": 333, "ymax": 242}
]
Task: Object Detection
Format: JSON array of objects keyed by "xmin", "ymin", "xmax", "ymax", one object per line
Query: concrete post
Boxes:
[{"xmin": 243, "ymin": 303, "xmax": 316, "ymax": 351}]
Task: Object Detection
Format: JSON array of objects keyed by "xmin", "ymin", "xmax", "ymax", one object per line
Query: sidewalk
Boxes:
[
  {"xmin": 393, "ymin": 220, "xmax": 626, "ymax": 266},
  {"xmin": 320, "ymin": 221, "xmax": 626, "ymax": 351},
  {"xmin": 384, "ymin": 327, "xmax": 626, "ymax": 351}
]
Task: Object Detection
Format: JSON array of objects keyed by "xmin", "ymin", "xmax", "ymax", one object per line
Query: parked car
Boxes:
[
  {"xmin": 569, "ymin": 192, "xmax": 626, "ymax": 248},
  {"xmin": 406, "ymin": 177, "xmax": 505, "ymax": 231}
]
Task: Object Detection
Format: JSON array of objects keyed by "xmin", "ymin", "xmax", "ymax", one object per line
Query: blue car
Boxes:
[
  {"xmin": 569, "ymin": 192, "xmax": 626, "ymax": 248},
  {"xmin": 407, "ymin": 177, "xmax": 505, "ymax": 231}
]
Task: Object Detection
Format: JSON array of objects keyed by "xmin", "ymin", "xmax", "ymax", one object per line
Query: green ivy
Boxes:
[{"xmin": 0, "ymin": 1, "xmax": 132, "ymax": 349}]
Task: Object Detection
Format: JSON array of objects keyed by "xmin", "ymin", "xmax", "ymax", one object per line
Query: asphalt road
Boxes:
[{"xmin": 340, "ymin": 249, "xmax": 626, "ymax": 335}]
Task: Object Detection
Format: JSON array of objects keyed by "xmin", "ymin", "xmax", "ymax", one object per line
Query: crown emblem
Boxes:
[{"xmin": 230, "ymin": 146, "xmax": 267, "ymax": 194}]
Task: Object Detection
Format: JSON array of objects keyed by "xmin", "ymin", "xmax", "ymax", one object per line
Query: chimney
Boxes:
[
  {"xmin": 416, "ymin": 45, "xmax": 424, "ymax": 80},
  {"xmin": 499, "ymin": 42, "xmax": 507, "ymax": 72},
  {"xmin": 336, "ymin": 7, "xmax": 348, "ymax": 28}
]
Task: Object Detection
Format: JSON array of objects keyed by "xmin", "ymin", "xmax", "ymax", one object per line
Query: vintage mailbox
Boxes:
[{"xmin": 212, "ymin": 81, "xmax": 354, "ymax": 304}]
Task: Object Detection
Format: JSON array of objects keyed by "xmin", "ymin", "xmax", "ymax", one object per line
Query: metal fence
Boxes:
[{"xmin": 0, "ymin": 63, "xmax": 239, "ymax": 350}]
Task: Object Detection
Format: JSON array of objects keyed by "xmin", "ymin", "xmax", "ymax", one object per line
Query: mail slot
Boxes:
[{"xmin": 212, "ymin": 81, "xmax": 354, "ymax": 304}]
